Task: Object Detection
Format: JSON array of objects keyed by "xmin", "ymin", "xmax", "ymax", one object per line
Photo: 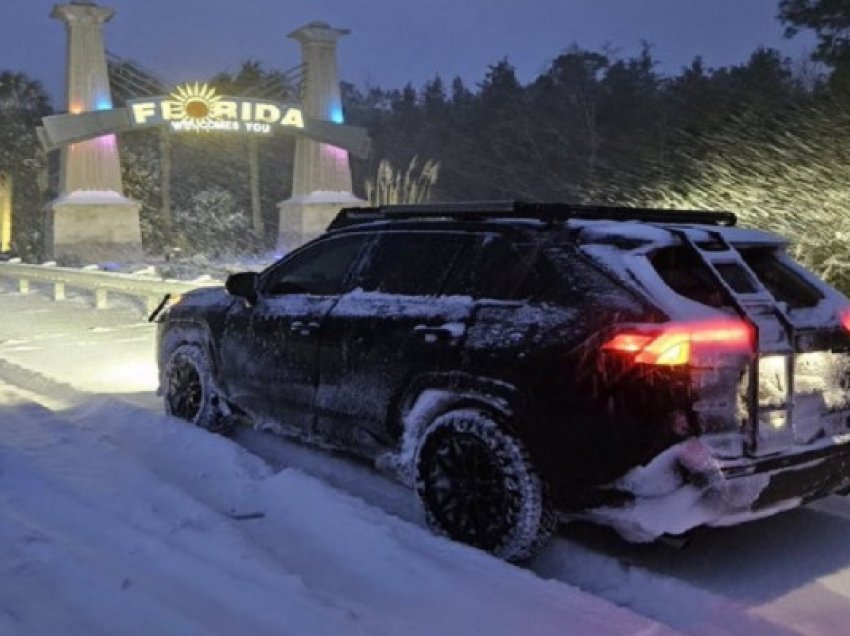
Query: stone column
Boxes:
[
  {"xmin": 45, "ymin": 1, "xmax": 141, "ymax": 264},
  {"xmin": 277, "ymin": 22, "xmax": 366, "ymax": 253}
]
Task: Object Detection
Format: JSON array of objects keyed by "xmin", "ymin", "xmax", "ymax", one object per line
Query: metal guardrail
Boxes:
[{"xmin": 0, "ymin": 261, "xmax": 221, "ymax": 314}]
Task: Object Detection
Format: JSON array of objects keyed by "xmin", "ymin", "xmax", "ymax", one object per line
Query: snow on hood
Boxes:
[{"xmin": 177, "ymin": 285, "xmax": 230, "ymax": 308}]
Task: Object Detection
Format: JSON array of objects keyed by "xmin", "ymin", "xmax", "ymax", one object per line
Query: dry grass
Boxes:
[{"xmin": 365, "ymin": 157, "xmax": 440, "ymax": 206}]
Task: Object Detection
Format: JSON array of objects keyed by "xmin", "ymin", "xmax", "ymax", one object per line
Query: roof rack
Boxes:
[{"xmin": 327, "ymin": 201, "xmax": 737, "ymax": 231}]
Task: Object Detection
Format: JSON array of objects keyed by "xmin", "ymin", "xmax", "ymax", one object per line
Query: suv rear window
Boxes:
[
  {"xmin": 649, "ymin": 247, "xmax": 731, "ymax": 309},
  {"xmin": 740, "ymin": 248, "xmax": 823, "ymax": 309},
  {"xmin": 649, "ymin": 245, "xmax": 823, "ymax": 310}
]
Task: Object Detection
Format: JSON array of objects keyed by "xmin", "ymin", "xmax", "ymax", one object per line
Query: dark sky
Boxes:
[{"xmin": 4, "ymin": 0, "xmax": 816, "ymax": 105}]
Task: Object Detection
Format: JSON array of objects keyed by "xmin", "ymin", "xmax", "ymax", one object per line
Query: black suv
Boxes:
[{"xmin": 155, "ymin": 201, "xmax": 850, "ymax": 561}]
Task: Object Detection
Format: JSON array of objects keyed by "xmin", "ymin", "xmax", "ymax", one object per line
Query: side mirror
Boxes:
[{"xmin": 225, "ymin": 272, "xmax": 259, "ymax": 305}]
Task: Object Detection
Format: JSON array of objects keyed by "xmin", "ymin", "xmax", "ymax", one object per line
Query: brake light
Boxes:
[
  {"xmin": 840, "ymin": 308, "xmax": 850, "ymax": 333},
  {"xmin": 602, "ymin": 319, "xmax": 753, "ymax": 366}
]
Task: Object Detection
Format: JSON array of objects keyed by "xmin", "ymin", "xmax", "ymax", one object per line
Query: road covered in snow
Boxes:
[
  {"xmin": 3, "ymin": 284, "xmax": 850, "ymax": 635},
  {"xmin": 1, "ymin": 383, "xmax": 672, "ymax": 636},
  {"xmin": 0, "ymin": 290, "xmax": 676, "ymax": 635}
]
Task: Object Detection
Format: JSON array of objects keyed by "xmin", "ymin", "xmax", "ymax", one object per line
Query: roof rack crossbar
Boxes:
[{"xmin": 327, "ymin": 201, "xmax": 737, "ymax": 231}]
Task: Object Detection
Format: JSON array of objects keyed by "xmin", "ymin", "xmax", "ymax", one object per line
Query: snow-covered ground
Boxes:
[
  {"xmin": 4, "ymin": 283, "xmax": 850, "ymax": 635},
  {"xmin": 2, "ymin": 386, "xmax": 674, "ymax": 636},
  {"xmin": 0, "ymin": 288, "xmax": 674, "ymax": 635}
]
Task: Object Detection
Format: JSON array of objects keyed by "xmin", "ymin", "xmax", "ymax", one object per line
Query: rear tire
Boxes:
[
  {"xmin": 414, "ymin": 408, "xmax": 556, "ymax": 561},
  {"xmin": 163, "ymin": 344, "xmax": 230, "ymax": 434}
]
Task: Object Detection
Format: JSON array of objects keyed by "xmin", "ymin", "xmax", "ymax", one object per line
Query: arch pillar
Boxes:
[
  {"xmin": 277, "ymin": 22, "xmax": 366, "ymax": 253},
  {"xmin": 45, "ymin": 1, "xmax": 141, "ymax": 264}
]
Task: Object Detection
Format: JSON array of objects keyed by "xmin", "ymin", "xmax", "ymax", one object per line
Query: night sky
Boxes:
[{"xmin": 3, "ymin": 0, "xmax": 817, "ymax": 106}]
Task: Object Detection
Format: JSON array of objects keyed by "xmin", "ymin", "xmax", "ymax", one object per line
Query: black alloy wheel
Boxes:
[
  {"xmin": 165, "ymin": 351, "xmax": 204, "ymax": 422},
  {"xmin": 414, "ymin": 409, "xmax": 556, "ymax": 561},
  {"xmin": 420, "ymin": 431, "xmax": 517, "ymax": 551}
]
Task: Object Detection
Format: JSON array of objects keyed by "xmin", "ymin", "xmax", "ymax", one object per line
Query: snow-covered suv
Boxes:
[{"xmin": 155, "ymin": 201, "xmax": 850, "ymax": 561}]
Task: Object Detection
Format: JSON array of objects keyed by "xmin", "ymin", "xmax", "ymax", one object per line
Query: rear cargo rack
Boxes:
[
  {"xmin": 669, "ymin": 228, "xmax": 796, "ymax": 457},
  {"xmin": 327, "ymin": 201, "xmax": 737, "ymax": 231}
]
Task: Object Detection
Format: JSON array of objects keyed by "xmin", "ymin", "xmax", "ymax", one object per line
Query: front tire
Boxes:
[
  {"xmin": 414, "ymin": 409, "xmax": 556, "ymax": 561},
  {"xmin": 163, "ymin": 344, "xmax": 229, "ymax": 434}
]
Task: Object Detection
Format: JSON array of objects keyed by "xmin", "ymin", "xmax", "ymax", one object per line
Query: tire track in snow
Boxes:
[{"xmin": 234, "ymin": 427, "xmax": 797, "ymax": 636}]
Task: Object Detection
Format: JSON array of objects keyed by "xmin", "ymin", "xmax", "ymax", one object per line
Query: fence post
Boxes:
[{"xmin": 95, "ymin": 287, "xmax": 108, "ymax": 309}]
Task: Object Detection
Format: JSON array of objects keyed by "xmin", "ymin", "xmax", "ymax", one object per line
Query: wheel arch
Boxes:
[
  {"xmin": 157, "ymin": 320, "xmax": 219, "ymax": 393},
  {"xmin": 412, "ymin": 401, "xmax": 558, "ymax": 560},
  {"xmin": 382, "ymin": 372, "xmax": 522, "ymax": 484}
]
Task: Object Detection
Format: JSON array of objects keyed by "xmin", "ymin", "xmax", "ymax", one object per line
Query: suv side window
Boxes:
[
  {"xmin": 443, "ymin": 234, "xmax": 541, "ymax": 300},
  {"xmin": 353, "ymin": 232, "xmax": 468, "ymax": 295},
  {"xmin": 263, "ymin": 234, "xmax": 368, "ymax": 296}
]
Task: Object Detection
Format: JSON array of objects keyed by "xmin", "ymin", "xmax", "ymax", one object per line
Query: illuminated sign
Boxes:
[
  {"xmin": 128, "ymin": 83, "xmax": 305, "ymax": 135},
  {"xmin": 0, "ymin": 173, "xmax": 10, "ymax": 253}
]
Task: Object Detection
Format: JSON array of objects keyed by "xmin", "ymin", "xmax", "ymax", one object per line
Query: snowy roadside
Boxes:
[
  {"xmin": 0, "ymin": 384, "xmax": 676, "ymax": 636},
  {"xmin": 0, "ymin": 289, "xmax": 678, "ymax": 635},
  {"xmin": 8, "ymin": 286, "xmax": 850, "ymax": 635}
]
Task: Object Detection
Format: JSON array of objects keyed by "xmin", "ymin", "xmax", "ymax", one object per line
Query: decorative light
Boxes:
[{"xmin": 168, "ymin": 82, "xmax": 222, "ymax": 124}]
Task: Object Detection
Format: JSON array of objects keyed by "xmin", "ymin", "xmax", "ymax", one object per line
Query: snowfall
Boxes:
[{"xmin": 3, "ymin": 283, "xmax": 850, "ymax": 635}]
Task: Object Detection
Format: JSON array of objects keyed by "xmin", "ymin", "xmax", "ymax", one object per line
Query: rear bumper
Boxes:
[
  {"xmin": 581, "ymin": 433, "xmax": 850, "ymax": 542},
  {"xmin": 723, "ymin": 434, "xmax": 850, "ymax": 509}
]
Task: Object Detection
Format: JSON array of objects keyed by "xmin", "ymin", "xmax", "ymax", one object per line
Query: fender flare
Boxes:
[
  {"xmin": 380, "ymin": 372, "xmax": 522, "ymax": 484},
  {"xmin": 157, "ymin": 320, "xmax": 219, "ymax": 392}
]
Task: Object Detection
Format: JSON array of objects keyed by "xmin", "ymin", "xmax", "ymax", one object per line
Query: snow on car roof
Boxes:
[{"xmin": 570, "ymin": 219, "xmax": 784, "ymax": 247}]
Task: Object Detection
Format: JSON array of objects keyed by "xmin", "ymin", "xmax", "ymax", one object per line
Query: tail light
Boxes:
[
  {"xmin": 602, "ymin": 318, "xmax": 753, "ymax": 366},
  {"xmin": 839, "ymin": 308, "xmax": 850, "ymax": 333}
]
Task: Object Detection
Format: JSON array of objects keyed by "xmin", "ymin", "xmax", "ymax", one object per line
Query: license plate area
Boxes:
[{"xmin": 742, "ymin": 351, "xmax": 850, "ymax": 455}]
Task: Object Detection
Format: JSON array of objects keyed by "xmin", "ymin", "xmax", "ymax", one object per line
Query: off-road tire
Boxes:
[
  {"xmin": 163, "ymin": 344, "xmax": 230, "ymax": 434},
  {"xmin": 414, "ymin": 408, "xmax": 557, "ymax": 561}
]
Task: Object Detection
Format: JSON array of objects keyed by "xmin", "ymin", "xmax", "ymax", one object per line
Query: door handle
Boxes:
[
  {"xmin": 413, "ymin": 323, "xmax": 465, "ymax": 344},
  {"xmin": 289, "ymin": 320, "xmax": 321, "ymax": 336}
]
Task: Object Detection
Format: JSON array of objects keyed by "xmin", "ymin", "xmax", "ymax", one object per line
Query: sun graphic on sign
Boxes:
[{"xmin": 168, "ymin": 83, "xmax": 222, "ymax": 122}]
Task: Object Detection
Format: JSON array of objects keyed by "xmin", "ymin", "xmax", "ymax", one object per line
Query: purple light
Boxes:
[
  {"xmin": 94, "ymin": 134, "xmax": 117, "ymax": 149},
  {"xmin": 322, "ymin": 143, "xmax": 348, "ymax": 164}
]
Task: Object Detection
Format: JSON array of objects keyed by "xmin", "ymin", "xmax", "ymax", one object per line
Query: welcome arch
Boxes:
[{"xmin": 40, "ymin": 2, "xmax": 370, "ymax": 263}]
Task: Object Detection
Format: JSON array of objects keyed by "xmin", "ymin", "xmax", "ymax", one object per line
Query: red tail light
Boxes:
[
  {"xmin": 602, "ymin": 319, "xmax": 753, "ymax": 366},
  {"xmin": 840, "ymin": 308, "xmax": 850, "ymax": 333}
]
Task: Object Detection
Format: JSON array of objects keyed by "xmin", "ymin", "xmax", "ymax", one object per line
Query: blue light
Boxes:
[
  {"xmin": 329, "ymin": 106, "xmax": 344, "ymax": 124},
  {"xmin": 95, "ymin": 97, "xmax": 112, "ymax": 111}
]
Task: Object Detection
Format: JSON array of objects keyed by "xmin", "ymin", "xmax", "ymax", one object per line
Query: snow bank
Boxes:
[{"xmin": 0, "ymin": 391, "xmax": 674, "ymax": 636}]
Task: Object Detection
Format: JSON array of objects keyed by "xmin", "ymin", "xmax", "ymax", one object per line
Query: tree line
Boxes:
[{"xmin": 2, "ymin": 0, "xmax": 850, "ymax": 284}]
